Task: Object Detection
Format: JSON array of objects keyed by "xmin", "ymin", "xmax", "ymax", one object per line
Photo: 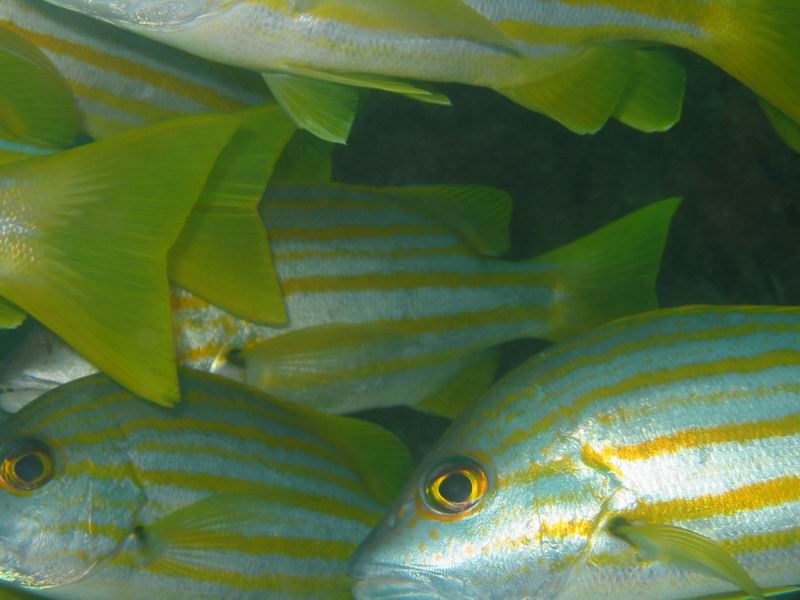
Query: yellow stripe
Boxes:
[
  {"xmin": 607, "ymin": 413, "xmax": 800, "ymax": 461},
  {"xmin": 138, "ymin": 470, "xmax": 378, "ymax": 525},
  {"xmin": 0, "ymin": 21, "xmax": 245, "ymax": 112},
  {"xmin": 494, "ymin": 349, "xmax": 800, "ymax": 455},
  {"xmin": 539, "ymin": 518, "xmax": 595, "ymax": 540},
  {"xmin": 623, "ymin": 476, "xmax": 800, "ymax": 522},
  {"xmin": 69, "ymin": 81, "xmax": 183, "ymax": 123},
  {"xmin": 282, "ymin": 271, "xmax": 545, "ymax": 295},
  {"xmin": 472, "ymin": 313, "xmax": 800, "ymax": 427},
  {"xmin": 587, "ymin": 526, "xmax": 800, "ymax": 570},
  {"xmin": 58, "ymin": 416, "xmax": 343, "ymax": 468},
  {"xmin": 273, "ymin": 245, "xmax": 467, "ymax": 260}
]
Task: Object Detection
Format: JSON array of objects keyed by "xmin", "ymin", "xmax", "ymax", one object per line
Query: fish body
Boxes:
[
  {"xmin": 38, "ymin": 0, "xmax": 800, "ymax": 142},
  {"xmin": 1, "ymin": 186, "xmax": 679, "ymax": 415},
  {"xmin": 0, "ymin": 369, "xmax": 410, "ymax": 599},
  {"xmin": 1, "ymin": 0, "xmax": 268, "ymax": 139},
  {"xmin": 350, "ymin": 305, "xmax": 800, "ymax": 599}
]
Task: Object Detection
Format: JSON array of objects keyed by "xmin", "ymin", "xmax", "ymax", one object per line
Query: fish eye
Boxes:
[
  {"xmin": 0, "ymin": 438, "xmax": 54, "ymax": 493},
  {"xmin": 423, "ymin": 456, "xmax": 488, "ymax": 516}
]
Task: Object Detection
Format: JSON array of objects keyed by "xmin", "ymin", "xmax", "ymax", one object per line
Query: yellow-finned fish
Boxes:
[
  {"xmin": 0, "ymin": 19, "xmax": 298, "ymax": 329},
  {"xmin": 0, "ymin": 84, "xmax": 244, "ymax": 410},
  {"xmin": 350, "ymin": 305, "xmax": 800, "ymax": 600},
  {"xmin": 0, "ymin": 187, "xmax": 679, "ymax": 417},
  {"xmin": 1, "ymin": 0, "xmax": 268, "ymax": 140},
  {"xmin": 36, "ymin": 0, "xmax": 800, "ymax": 143},
  {"xmin": 0, "ymin": 369, "xmax": 411, "ymax": 599}
]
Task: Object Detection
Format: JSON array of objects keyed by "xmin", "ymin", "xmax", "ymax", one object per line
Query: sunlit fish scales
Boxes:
[
  {"xmin": 0, "ymin": 0, "xmax": 268, "ymax": 139},
  {"xmin": 350, "ymin": 306, "xmax": 800, "ymax": 599},
  {"xmin": 0, "ymin": 369, "xmax": 410, "ymax": 599},
  {"xmin": 1, "ymin": 184, "xmax": 678, "ymax": 416},
  {"xmin": 37, "ymin": 0, "xmax": 800, "ymax": 143}
]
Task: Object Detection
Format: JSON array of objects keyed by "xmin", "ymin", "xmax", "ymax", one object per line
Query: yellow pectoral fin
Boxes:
[
  {"xmin": 499, "ymin": 46, "xmax": 636, "ymax": 134},
  {"xmin": 264, "ymin": 73, "xmax": 359, "ymax": 143},
  {"xmin": 609, "ymin": 517, "xmax": 764, "ymax": 600},
  {"xmin": 614, "ymin": 49, "xmax": 686, "ymax": 133},
  {"xmin": 288, "ymin": 0, "xmax": 517, "ymax": 55},
  {"xmin": 0, "ymin": 297, "xmax": 25, "ymax": 329},
  {"xmin": 168, "ymin": 104, "xmax": 295, "ymax": 325},
  {"xmin": 0, "ymin": 26, "xmax": 80, "ymax": 150}
]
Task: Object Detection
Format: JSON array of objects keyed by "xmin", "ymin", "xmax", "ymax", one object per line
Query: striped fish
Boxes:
[
  {"xmin": 0, "ymin": 24, "xmax": 297, "ymax": 401},
  {"xmin": 0, "ymin": 186, "xmax": 679, "ymax": 417},
  {"xmin": 0, "ymin": 369, "xmax": 411, "ymax": 599},
  {"xmin": 350, "ymin": 305, "xmax": 800, "ymax": 600},
  {"xmin": 38, "ymin": 0, "xmax": 800, "ymax": 143},
  {"xmin": 0, "ymin": 0, "xmax": 268, "ymax": 140}
]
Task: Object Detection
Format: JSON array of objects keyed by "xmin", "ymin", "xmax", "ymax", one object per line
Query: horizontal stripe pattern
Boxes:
[
  {"xmin": 90, "ymin": 0, "xmax": 713, "ymax": 91},
  {"xmin": 168, "ymin": 182, "xmax": 559, "ymax": 411},
  {"xmin": 3, "ymin": 371, "xmax": 384, "ymax": 597},
  {"xmin": 351, "ymin": 306, "xmax": 800, "ymax": 599},
  {"xmin": 1, "ymin": 0, "xmax": 267, "ymax": 138}
]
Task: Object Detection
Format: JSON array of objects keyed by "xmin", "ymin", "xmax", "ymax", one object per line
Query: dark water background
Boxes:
[
  {"xmin": 340, "ymin": 50, "xmax": 800, "ymax": 461},
  {"xmin": 0, "ymin": 48, "xmax": 798, "ymax": 598}
]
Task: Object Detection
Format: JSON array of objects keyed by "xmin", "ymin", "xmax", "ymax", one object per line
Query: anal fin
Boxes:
[
  {"xmin": 614, "ymin": 49, "xmax": 686, "ymax": 133},
  {"xmin": 498, "ymin": 46, "xmax": 636, "ymax": 134},
  {"xmin": 417, "ymin": 348, "xmax": 500, "ymax": 419}
]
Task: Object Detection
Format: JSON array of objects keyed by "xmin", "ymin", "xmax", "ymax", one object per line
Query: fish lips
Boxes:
[{"xmin": 349, "ymin": 560, "xmax": 468, "ymax": 600}]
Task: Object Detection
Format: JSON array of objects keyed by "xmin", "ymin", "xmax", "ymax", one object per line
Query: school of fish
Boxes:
[{"xmin": 0, "ymin": 0, "xmax": 797, "ymax": 599}]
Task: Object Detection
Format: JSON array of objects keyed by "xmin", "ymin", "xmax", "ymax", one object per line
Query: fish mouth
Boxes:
[{"xmin": 349, "ymin": 562, "xmax": 466, "ymax": 600}]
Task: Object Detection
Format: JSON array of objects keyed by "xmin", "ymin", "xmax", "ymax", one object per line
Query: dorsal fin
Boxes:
[
  {"xmin": 381, "ymin": 184, "xmax": 513, "ymax": 256},
  {"xmin": 0, "ymin": 26, "xmax": 81, "ymax": 149}
]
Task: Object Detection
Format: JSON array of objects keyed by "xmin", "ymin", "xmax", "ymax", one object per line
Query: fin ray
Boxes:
[
  {"xmin": 0, "ymin": 115, "xmax": 239, "ymax": 405},
  {"xmin": 168, "ymin": 105, "xmax": 295, "ymax": 324}
]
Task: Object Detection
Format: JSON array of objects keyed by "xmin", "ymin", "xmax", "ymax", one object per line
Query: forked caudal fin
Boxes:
[
  {"xmin": 696, "ymin": 0, "xmax": 800, "ymax": 126},
  {"xmin": 167, "ymin": 104, "xmax": 296, "ymax": 324},
  {"xmin": 0, "ymin": 114, "xmax": 239, "ymax": 406},
  {"xmin": 536, "ymin": 198, "xmax": 681, "ymax": 342}
]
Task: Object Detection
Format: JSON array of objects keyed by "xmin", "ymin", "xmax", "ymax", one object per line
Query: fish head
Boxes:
[
  {"xmin": 0, "ymin": 327, "xmax": 97, "ymax": 413},
  {"xmin": 0, "ymin": 375, "xmax": 146, "ymax": 589},
  {"xmin": 43, "ymin": 0, "xmax": 230, "ymax": 30},
  {"xmin": 350, "ymin": 362, "xmax": 609, "ymax": 599}
]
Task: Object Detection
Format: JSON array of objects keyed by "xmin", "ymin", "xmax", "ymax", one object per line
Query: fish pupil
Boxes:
[
  {"xmin": 439, "ymin": 472, "xmax": 473, "ymax": 504},
  {"xmin": 14, "ymin": 453, "xmax": 44, "ymax": 483}
]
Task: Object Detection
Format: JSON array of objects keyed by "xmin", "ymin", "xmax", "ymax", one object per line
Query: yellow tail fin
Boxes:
[
  {"xmin": 537, "ymin": 198, "xmax": 681, "ymax": 341},
  {"xmin": 0, "ymin": 114, "xmax": 238, "ymax": 406},
  {"xmin": 167, "ymin": 105, "xmax": 295, "ymax": 324},
  {"xmin": 698, "ymin": 0, "xmax": 800, "ymax": 124}
]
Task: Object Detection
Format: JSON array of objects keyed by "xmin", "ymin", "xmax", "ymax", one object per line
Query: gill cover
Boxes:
[{"xmin": 0, "ymin": 377, "xmax": 146, "ymax": 588}]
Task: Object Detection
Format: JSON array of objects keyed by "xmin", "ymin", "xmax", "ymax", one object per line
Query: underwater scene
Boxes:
[{"xmin": 0, "ymin": 0, "xmax": 798, "ymax": 598}]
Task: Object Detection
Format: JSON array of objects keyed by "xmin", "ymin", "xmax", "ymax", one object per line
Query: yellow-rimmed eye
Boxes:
[
  {"xmin": 0, "ymin": 439, "xmax": 53, "ymax": 493},
  {"xmin": 423, "ymin": 456, "xmax": 488, "ymax": 516}
]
